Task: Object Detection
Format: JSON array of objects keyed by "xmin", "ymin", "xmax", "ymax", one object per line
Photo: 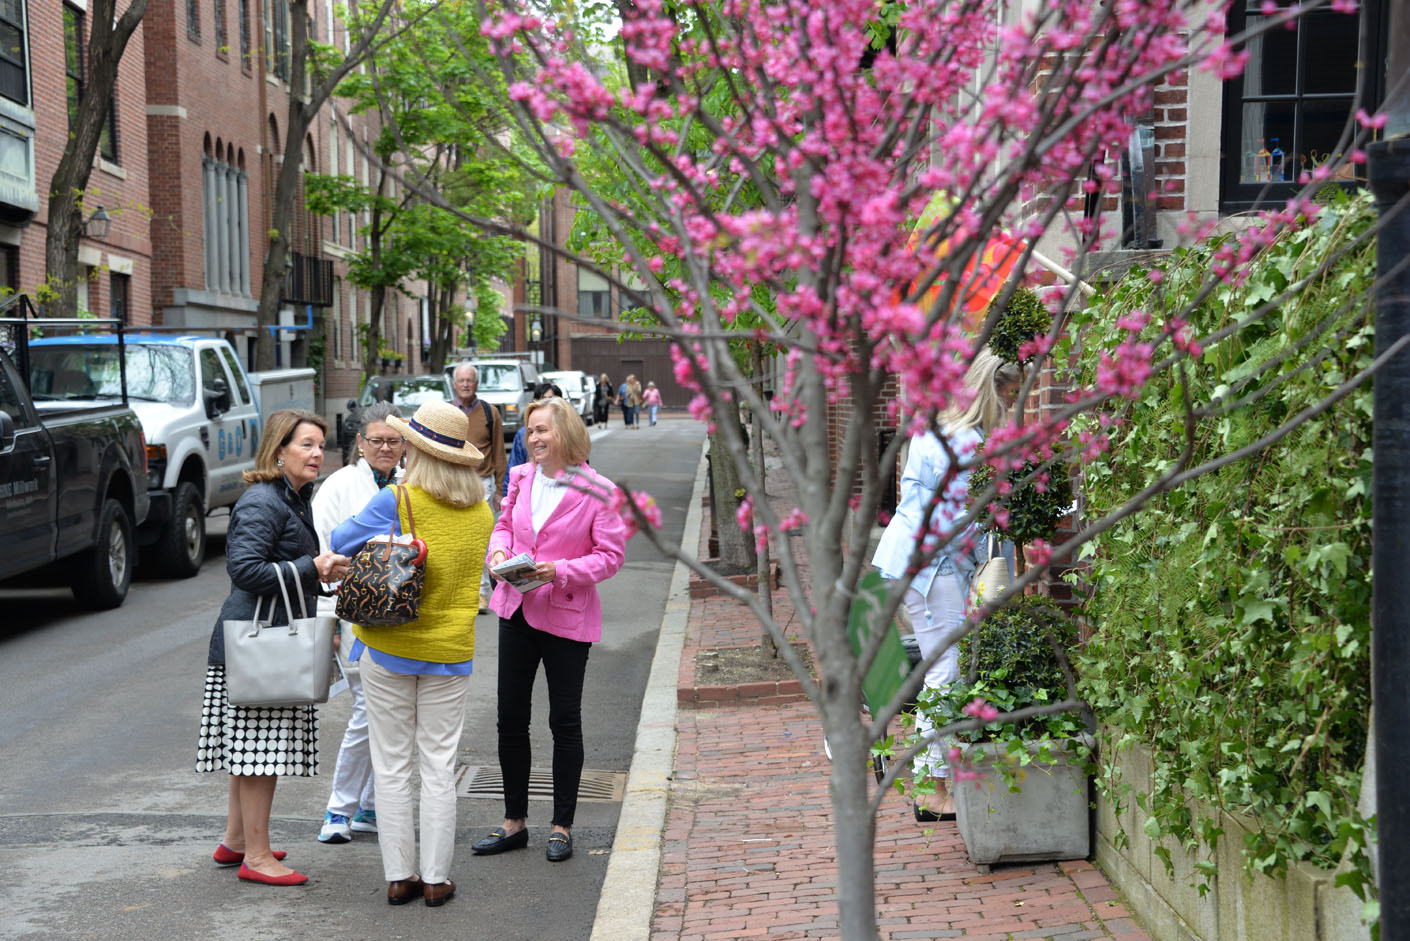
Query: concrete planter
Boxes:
[{"xmin": 952, "ymin": 738, "xmax": 1092, "ymax": 870}]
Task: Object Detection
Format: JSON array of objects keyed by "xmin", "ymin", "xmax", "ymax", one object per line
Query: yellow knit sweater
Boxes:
[{"xmin": 353, "ymin": 487, "xmax": 492, "ymax": 662}]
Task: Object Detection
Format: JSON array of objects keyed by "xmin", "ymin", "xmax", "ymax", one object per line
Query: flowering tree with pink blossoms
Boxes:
[{"xmin": 372, "ymin": 0, "xmax": 1390, "ymax": 934}]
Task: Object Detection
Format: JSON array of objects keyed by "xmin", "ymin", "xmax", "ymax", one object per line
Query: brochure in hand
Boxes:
[{"xmin": 492, "ymin": 551, "xmax": 551, "ymax": 593}]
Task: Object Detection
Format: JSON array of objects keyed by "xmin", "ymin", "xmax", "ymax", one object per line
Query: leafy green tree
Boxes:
[
  {"xmin": 45, "ymin": 0, "xmax": 148, "ymax": 319},
  {"xmin": 303, "ymin": 0, "xmax": 536, "ymax": 376}
]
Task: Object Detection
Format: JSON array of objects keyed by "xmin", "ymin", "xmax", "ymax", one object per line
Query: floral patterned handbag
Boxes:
[{"xmin": 335, "ymin": 485, "xmax": 428, "ymax": 627}]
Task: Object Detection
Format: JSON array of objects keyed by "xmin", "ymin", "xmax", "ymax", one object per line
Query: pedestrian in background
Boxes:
[
  {"xmin": 619, "ymin": 374, "xmax": 642, "ymax": 429},
  {"xmin": 450, "ymin": 363, "xmax": 506, "ymax": 613},
  {"xmin": 197, "ymin": 409, "xmax": 350, "ymax": 887},
  {"xmin": 502, "ymin": 381, "xmax": 562, "ymax": 498},
  {"xmin": 641, "ymin": 381, "xmax": 662, "ymax": 427},
  {"xmin": 472, "ymin": 397, "xmax": 627, "ymax": 863},
  {"xmin": 870, "ymin": 348, "xmax": 1020, "ymax": 822},
  {"xmin": 593, "ymin": 373, "xmax": 614, "ymax": 426},
  {"xmin": 331, "ymin": 400, "xmax": 493, "ymax": 908},
  {"xmin": 311, "ymin": 401, "xmax": 405, "ymax": 845}
]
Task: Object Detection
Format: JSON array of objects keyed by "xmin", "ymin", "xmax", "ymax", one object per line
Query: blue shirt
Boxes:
[
  {"xmin": 331, "ymin": 487, "xmax": 473, "ymax": 676},
  {"xmin": 871, "ymin": 428, "xmax": 983, "ymax": 597},
  {"xmin": 503, "ymin": 427, "xmax": 529, "ymax": 497}
]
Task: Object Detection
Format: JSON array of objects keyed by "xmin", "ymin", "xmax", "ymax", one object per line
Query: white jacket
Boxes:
[{"xmin": 312, "ymin": 458, "xmax": 402, "ymax": 617}]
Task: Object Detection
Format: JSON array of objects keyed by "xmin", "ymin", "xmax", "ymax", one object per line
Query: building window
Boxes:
[
  {"xmin": 214, "ymin": 0, "xmax": 228, "ymax": 55},
  {"xmin": 331, "ymin": 278, "xmax": 341, "ymax": 363},
  {"xmin": 269, "ymin": 0, "xmax": 290, "ymax": 81},
  {"xmin": 0, "ymin": 245, "xmax": 17, "ymax": 293},
  {"xmin": 110, "ymin": 272, "xmax": 129, "ymax": 323},
  {"xmin": 65, "ymin": 6, "xmax": 117, "ymax": 163},
  {"xmin": 1220, "ymin": 0, "xmax": 1389, "ymax": 211},
  {"xmin": 0, "ymin": 0, "xmax": 26, "ymax": 106},
  {"xmin": 203, "ymin": 153, "xmax": 251, "ymax": 296},
  {"xmin": 238, "ymin": 0, "xmax": 250, "ymax": 65},
  {"xmin": 578, "ymin": 268, "xmax": 611, "ymax": 319},
  {"xmin": 187, "ymin": 0, "xmax": 200, "ymax": 41},
  {"xmin": 64, "ymin": 7, "xmax": 82, "ymax": 125},
  {"xmin": 328, "ymin": 118, "xmax": 339, "ymax": 243}
]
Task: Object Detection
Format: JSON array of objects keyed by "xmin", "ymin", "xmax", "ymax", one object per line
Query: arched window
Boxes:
[{"xmin": 203, "ymin": 137, "xmax": 251, "ymax": 296}]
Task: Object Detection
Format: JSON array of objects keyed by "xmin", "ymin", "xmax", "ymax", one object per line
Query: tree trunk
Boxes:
[
  {"xmin": 709, "ymin": 422, "xmax": 757, "ymax": 575},
  {"xmin": 751, "ymin": 342, "xmax": 777, "ymax": 658},
  {"xmin": 43, "ymin": 0, "xmax": 148, "ymax": 317},
  {"xmin": 827, "ymin": 709, "xmax": 882, "ymax": 941},
  {"xmin": 363, "ymin": 283, "xmax": 387, "ymax": 376}
]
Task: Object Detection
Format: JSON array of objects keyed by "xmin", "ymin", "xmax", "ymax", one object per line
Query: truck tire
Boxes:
[
  {"xmin": 153, "ymin": 482, "xmax": 206, "ymax": 578},
  {"xmin": 70, "ymin": 498, "xmax": 135, "ymax": 609}
]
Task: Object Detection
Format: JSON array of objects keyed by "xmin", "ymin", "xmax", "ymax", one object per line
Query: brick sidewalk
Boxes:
[{"xmin": 650, "ymin": 449, "xmax": 1149, "ymax": 940}]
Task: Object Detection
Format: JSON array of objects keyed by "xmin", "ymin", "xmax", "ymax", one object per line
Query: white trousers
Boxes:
[
  {"xmin": 904, "ymin": 572, "xmax": 965, "ymax": 779},
  {"xmin": 360, "ymin": 657, "xmax": 470, "ymax": 884},
  {"xmin": 478, "ymin": 474, "xmax": 497, "ymax": 597},
  {"xmin": 324, "ymin": 649, "xmax": 375, "ymax": 817}
]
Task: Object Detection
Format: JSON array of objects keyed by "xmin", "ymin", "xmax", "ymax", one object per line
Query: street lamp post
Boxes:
[{"xmin": 1369, "ymin": 1, "xmax": 1409, "ymax": 936}]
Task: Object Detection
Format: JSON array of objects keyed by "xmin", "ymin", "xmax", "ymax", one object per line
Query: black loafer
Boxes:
[
  {"xmin": 546, "ymin": 832, "xmax": 573, "ymax": 862},
  {"xmin": 471, "ymin": 826, "xmax": 528, "ymax": 856}
]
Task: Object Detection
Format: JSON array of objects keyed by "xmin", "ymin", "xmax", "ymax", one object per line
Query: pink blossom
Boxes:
[{"xmin": 963, "ymin": 698, "xmax": 1000, "ymax": 722}]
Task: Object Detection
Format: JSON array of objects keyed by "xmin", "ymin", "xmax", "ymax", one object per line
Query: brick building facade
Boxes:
[{"xmin": 0, "ymin": 0, "xmax": 436, "ymax": 430}]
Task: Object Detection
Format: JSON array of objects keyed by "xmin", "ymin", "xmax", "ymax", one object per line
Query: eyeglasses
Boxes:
[{"xmin": 362, "ymin": 437, "xmax": 406, "ymax": 449}]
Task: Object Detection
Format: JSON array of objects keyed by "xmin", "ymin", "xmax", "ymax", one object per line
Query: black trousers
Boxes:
[{"xmin": 496, "ymin": 607, "xmax": 592, "ymax": 828}]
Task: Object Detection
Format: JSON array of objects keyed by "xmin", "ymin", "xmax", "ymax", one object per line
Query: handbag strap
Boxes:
[
  {"xmin": 270, "ymin": 560, "xmax": 307, "ymax": 624},
  {"xmin": 383, "ymin": 485, "xmax": 416, "ymax": 561}
]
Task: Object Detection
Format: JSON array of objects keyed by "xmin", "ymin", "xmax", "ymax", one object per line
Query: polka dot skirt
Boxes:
[{"xmin": 195, "ymin": 664, "xmax": 319, "ymax": 777}]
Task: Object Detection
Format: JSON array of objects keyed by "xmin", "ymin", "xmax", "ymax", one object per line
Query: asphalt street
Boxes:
[{"xmin": 0, "ymin": 415, "xmax": 705, "ymax": 941}]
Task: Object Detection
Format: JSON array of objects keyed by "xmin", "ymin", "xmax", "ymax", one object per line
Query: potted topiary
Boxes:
[{"xmin": 916, "ymin": 595, "xmax": 1095, "ymax": 868}]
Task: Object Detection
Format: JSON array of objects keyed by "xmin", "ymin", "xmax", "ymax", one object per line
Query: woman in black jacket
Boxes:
[
  {"xmin": 592, "ymin": 373, "xmax": 614, "ymax": 426},
  {"xmin": 196, "ymin": 409, "xmax": 349, "ymax": 886}
]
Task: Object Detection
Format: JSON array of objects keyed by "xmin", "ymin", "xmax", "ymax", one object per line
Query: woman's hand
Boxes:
[
  {"xmin": 487, "ymin": 549, "xmax": 508, "ymax": 581},
  {"xmin": 533, "ymin": 560, "xmax": 557, "ymax": 584},
  {"xmin": 314, "ymin": 551, "xmax": 351, "ymax": 583}
]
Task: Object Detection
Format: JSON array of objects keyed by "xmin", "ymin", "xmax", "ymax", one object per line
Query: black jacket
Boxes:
[{"xmin": 207, "ymin": 478, "xmax": 322, "ymax": 665}]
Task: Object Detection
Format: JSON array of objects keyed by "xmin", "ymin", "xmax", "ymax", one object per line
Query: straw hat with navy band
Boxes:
[{"xmin": 385, "ymin": 400, "xmax": 484, "ymax": 466}]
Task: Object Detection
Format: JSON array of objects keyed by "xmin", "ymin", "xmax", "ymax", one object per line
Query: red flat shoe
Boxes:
[
  {"xmin": 213, "ymin": 844, "xmax": 288, "ymax": 866},
  {"xmin": 237, "ymin": 862, "xmax": 308, "ymax": 886}
]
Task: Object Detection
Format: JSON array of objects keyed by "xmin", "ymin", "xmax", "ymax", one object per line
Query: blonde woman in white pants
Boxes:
[
  {"xmin": 871, "ymin": 349, "xmax": 1020, "ymax": 820},
  {"xmin": 311, "ymin": 402, "xmax": 405, "ymax": 843}
]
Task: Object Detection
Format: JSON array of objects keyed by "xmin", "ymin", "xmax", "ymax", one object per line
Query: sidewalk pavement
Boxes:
[{"xmin": 595, "ymin": 440, "xmax": 1150, "ymax": 940}]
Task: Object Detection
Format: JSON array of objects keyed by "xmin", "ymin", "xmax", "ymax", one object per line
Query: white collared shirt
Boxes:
[{"xmin": 530, "ymin": 464, "xmax": 576, "ymax": 534}]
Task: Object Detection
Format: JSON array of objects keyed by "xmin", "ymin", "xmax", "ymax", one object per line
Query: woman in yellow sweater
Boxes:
[{"xmin": 331, "ymin": 400, "xmax": 492, "ymax": 909}]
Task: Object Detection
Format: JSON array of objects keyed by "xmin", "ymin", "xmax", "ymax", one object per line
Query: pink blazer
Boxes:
[{"xmin": 488, "ymin": 461, "xmax": 628, "ymax": 642}]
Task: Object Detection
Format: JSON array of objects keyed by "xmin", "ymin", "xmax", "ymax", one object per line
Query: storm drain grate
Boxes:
[{"xmin": 455, "ymin": 765, "xmax": 627, "ymax": 803}]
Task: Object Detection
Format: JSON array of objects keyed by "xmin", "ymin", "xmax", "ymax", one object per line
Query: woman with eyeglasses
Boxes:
[{"xmin": 311, "ymin": 402, "xmax": 406, "ymax": 845}]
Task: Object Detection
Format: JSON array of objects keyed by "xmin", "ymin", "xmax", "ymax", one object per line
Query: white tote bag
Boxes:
[
  {"xmin": 967, "ymin": 534, "xmax": 1012, "ymax": 609},
  {"xmin": 224, "ymin": 561, "xmax": 336, "ymax": 707}
]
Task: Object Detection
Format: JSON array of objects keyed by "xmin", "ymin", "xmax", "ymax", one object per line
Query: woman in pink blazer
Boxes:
[{"xmin": 472, "ymin": 397, "xmax": 628, "ymax": 863}]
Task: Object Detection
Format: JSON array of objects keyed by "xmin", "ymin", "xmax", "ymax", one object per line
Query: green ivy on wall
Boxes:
[{"xmin": 1062, "ymin": 191, "xmax": 1377, "ymax": 911}]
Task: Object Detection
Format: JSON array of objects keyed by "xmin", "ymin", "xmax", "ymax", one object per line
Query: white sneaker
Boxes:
[
  {"xmin": 350, "ymin": 808, "xmax": 378, "ymax": 833},
  {"xmin": 319, "ymin": 811, "xmax": 352, "ymax": 843}
]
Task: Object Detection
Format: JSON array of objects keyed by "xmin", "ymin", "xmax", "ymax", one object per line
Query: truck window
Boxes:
[
  {"xmin": 476, "ymin": 365, "xmax": 519, "ymax": 391},
  {"xmin": 28, "ymin": 343, "xmax": 196, "ymax": 405},
  {"xmin": 0, "ymin": 351, "xmax": 34, "ymax": 428},
  {"xmin": 200, "ymin": 348, "xmax": 229, "ymax": 402},
  {"xmin": 218, "ymin": 345, "xmax": 252, "ymax": 406}
]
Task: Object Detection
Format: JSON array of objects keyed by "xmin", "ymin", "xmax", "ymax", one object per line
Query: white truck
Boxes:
[{"xmin": 27, "ymin": 334, "xmax": 315, "ymax": 577}]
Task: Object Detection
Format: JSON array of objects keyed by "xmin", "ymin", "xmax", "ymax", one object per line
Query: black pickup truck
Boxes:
[{"xmin": 0, "ymin": 317, "xmax": 150, "ymax": 609}]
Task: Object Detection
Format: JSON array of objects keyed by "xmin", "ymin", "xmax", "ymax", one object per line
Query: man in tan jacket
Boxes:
[{"xmin": 451, "ymin": 363, "xmax": 506, "ymax": 610}]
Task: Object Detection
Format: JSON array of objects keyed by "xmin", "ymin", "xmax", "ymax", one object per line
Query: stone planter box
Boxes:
[{"xmin": 952, "ymin": 738, "xmax": 1092, "ymax": 870}]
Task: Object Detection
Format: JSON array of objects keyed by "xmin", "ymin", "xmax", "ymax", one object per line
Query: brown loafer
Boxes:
[
  {"xmin": 423, "ymin": 879, "xmax": 456, "ymax": 907},
  {"xmin": 387, "ymin": 877, "xmax": 424, "ymax": 905}
]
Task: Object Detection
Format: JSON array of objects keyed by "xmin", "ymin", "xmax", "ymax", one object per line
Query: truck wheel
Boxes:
[
  {"xmin": 71, "ymin": 499, "xmax": 134, "ymax": 609},
  {"xmin": 153, "ymin": 482, "xmax": 206, "ymax": 578}
]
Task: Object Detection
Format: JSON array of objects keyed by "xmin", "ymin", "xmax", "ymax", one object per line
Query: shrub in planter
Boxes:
[{"xmin": 911, "ymin": 595, "xmax": 1094, "ymax": 865}]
